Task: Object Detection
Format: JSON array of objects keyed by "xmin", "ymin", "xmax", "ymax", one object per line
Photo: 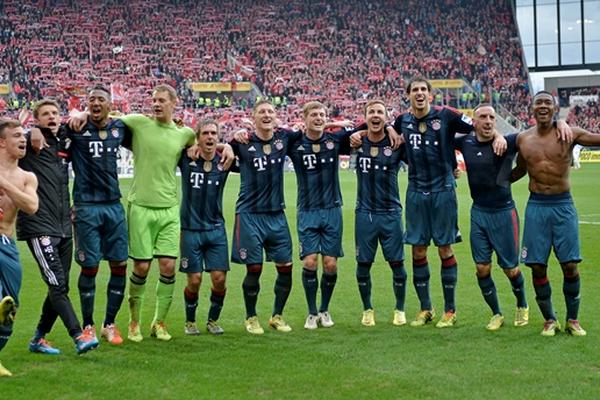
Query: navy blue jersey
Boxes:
[
  {"xmin": 179, "ymin": 152, "xmax": 229, "ymax": 231},
  {"xmin": 455, "ymin": 133, "xmax": 518, "ymax": 209},
  {"xmin": 230, "ymin": 129, "xmax": 301, "ymax": 213},
  {"xmin": 394, "ymin": 107, "xmax": 472, "ymax": 193},
  {"xmin": 355, "ymin": 135, "xmax": 405, "ymax": 212},
  {"xmin": 63, "ymin": 119, "xmax": 127, "ymax": 204},
  {"xmin": 287, "ymin": 129, "xmax": 352, "ymax": 211}
]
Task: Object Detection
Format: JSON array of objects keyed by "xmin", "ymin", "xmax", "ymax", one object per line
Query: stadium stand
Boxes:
[{"xmin": 0, "ymin": 0, "xmax": 531, "ymax": 128}]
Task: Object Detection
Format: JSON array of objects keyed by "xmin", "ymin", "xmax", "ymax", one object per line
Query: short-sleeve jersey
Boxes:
[
  {"xmin": 230, "ymin": 128, "xmax": 301, "ymax": 213},
  {"xmin": 394, "ymin": 107, "xmax": 472, "ymax": 193},
  {"xmin": 119, "ymin": 114, "xmax": 195, "ymax": 208},
  {"xmin": 179, "ymin": 152, "xmax": 229, "ymax": 231},
  {"xmin": 62, "ymin": 119, "xmax": 127, "ymax": 205},
  {"xmin": 355, "ymin": 135, "xmax": 405, "ymax": 213},
  {"xmin": 455, "ymin": 133, "xmax": 518, "ymax": 208},
  {"xmin": 287, "ymin": 129, "xmax": 352, "ymax": 211}
]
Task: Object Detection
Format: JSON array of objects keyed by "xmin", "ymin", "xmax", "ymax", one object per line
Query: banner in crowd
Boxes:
[
  {"xmin": 569, "ymin": 95, "xmax": 598, "ymax": 107},
  {"xmin": 188, "ymin": 82, "xmax": 252, "ymax": 92},
  {"xmin": 430, "ymin": 79, "xmax": 465, "ymax": 89},
  {"xmin": 0, "ymin": 84, "xmax": 10, "ymax": 95}
]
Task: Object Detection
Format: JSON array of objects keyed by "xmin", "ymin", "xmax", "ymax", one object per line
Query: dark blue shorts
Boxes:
[
  {"xmin": 73, "ymin": 203, "xmax": 128, "ymax": 267},
  {"xmin": 355, "ymin": 209, "xmax": 404, "ymax": 263},
  {"xmin": 297, "ymin": 207, "xmax": 343, "ymax": 259},
  {"xmin": 405, "ymin": 190, "xmax": 461, "ymax": 246},
  {"xmin": 0, "ymin": 235, "xmax": 22, "ymax": 305},
  {"xmin": 179, "ymin": 227, "xmax": 229, "ymax": 273},
  {"xmin": 521, "ymin": 192, "xmax": 581, "ymax": 266},
  {"xmin": 231, "ymin": 211, "xmax": 293, "ymax": 264},
  {"xmin": 470, "ymin": 204, "xmax": 520, "ymax": 269}
]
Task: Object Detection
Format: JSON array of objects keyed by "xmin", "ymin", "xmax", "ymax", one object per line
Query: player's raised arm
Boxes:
[{"xmin": 572, "ymin": 126, "xmax": 600, "ymax": 146}]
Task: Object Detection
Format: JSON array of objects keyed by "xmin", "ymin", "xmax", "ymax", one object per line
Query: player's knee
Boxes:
[
  {"xmin": 276, "ymin": 263, "xmax": 293, "ymax": 274},
  {"xmin": 158, "ymin": 257, "xmax": 176, "ymax": 274},
  {"xmin": 503, "ymin": 267, "xmax": 520, "ymax": 279},
  {"xmin": 302, "ymin": 254, "xmax": 318, "ymax": 270},
  {"xmin": 211, "ymin": 271, "xmax": 226, "ymax": 289},
  {"xmin": 437, "ymin": 245, "xmax": 453, "ymax": 259},
  {"xmin": 560, "ymin": 262, "xmax": 579, "ymax": 278},
  {"xmin": 323, "ymin": 256, "xmax": 337, "ymax": 273},
  {"xmin": 412, "ymin": 246, "xmax": 427, "ymax": 259},
  {"xmin": 133, "ymin": 260, "xmax": 151, "ymax": 277},
  {"xmin": 80, "ymin": 267, "xmax": 99, "ymax": 277},
  {"xmin": 475, "ymin": 263, "xmax": 491, "ymax": 278},
  {"xmin": 530, "ymin": 264, "xmax": 548, "ymax": 279},
  {"xmin": 246, "ymin": 264, "xmax": 263, "ymax": 275},
  {"xmin": 109, "ymin": 264, "xmax": 127, "ymax": 277},
  {"xmin": 187, "ymin": 273, "xmax": 202, "ymax": 288}
]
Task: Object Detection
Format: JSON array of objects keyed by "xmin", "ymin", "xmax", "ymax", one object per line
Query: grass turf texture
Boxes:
[{"xmin": 2, "ymin": 164, "xmax": 600, "ymax": 399}]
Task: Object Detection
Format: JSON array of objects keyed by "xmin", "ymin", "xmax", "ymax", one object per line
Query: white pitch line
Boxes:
[{"xmin": 579, "ymin": 221, "xmax": 600, "ymax": 225}]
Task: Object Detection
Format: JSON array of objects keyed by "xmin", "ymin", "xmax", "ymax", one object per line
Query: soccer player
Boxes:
[
  {"xmin": 511, "ymin": 91, "xmax": 600, "ymax": 337},
  {"xmin": 70, "ymin": 84, "xmax": 233, "ymax": 342},
  {"xmin": 59, "ymin": 86, "xmax": 129, "ymax": 345},
  {"xmin": 17, "ymin": 100, "xmax": 98, "ymax": 354},
  {"xmin": 393, "ymin": 76, "xmax": 504, "ymax": 328},
  {"xmin": 179, "ymin": 119, "xmax": 230, "ymax": 336},
  {"xmin": 454, "ymin": 104, "xmax": 529, "ymax": 330},
  {"xmin": 0, "ymin": 119, "xmax": 38, "ymax": 377},
  {"xmin": 230, "ymin": 99, "xmax": 300, "ymax": 334},
  {"xmin": 353, "ymin": 100, "xmax": 407, "ymax": 327},
  {"xmin": 286, "ymin": 101, "xmax": 353, "ymax": 329}
]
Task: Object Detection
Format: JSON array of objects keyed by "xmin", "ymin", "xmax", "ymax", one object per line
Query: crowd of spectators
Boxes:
[
  {"xmin": 565, "ymin": 87, "xmax": 600, "ymax": 133},
  {"xmin": 0, "ymin": 0, "xmax": 531, "ymax": 128}
]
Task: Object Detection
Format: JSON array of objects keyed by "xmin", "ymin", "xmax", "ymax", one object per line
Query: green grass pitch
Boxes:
[{"xmin": 2, "ymin": 164, "xmax": 600, "ymax": 399}]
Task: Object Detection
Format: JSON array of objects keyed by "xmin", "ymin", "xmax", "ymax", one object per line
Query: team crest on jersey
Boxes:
[
  {"xmin": 217, "ymin": 163, "xmax": 224, "ymax": 171},
  {"xmin": 262, "ymin": 144, "xmax": 271, "ymax": 155},
  {"xmin": 432, "ymin": 119, "xmax": 441, "ymax": 131},
  {"xmin": 99, "ymin": 130, "xmax": 108, "ymax": 140},
  {"xmin": 521, "ymin": 247, "xmax": 528, "ymax": 259},
  {"xmin": 239, "ymin": 248, "xmax": 247, "ymax": 260},
  {"xmin": 181, "ymin": 258, "xmax": 188, "ymax": 269},
  {"xmin": 111, "ymin": 128, "xmax": 119, "ymax": 138},
  {"xmin": 274, "ymin": 139, "xmax": 284, "ymax": 151},
  {"xmin": 312, "ymin": 144, "xmax": 320, "ymax": 153},
  {"xmin": 383, "ymin": 147, "xmax": 392, "ymax": 157},
  {"xmin": 326, "ymin": 140, "xmax": 334, "ymax": 150},
  {"xmin": 370, "ymin": 147, "xmax": 379, "ymax": 157},
  {"xmin": 40, "ymin": 236, "xmax": 51, "ymax": 247},
  {"xmin": 77, "ymin": 250, "xmax": 86, "ymax": 262},
  {"xmin": 418, "ymin": 122, "xmax": 427, "ymax": 133},
  {"xmin": 203, "ymin": 161, "xmax": 212, "ymax": 172}
]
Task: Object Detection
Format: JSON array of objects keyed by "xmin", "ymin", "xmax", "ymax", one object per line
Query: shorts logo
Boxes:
[
  {"xmin": 181, "ymin": 258, "xmax": 188, "ymax": 269},
  {"xmin": 239, "ymin": 248, "xmax": 247, "ymax": 260},
  {"xmin": 355, "ymin": 246, "xmax": 360, "ymax": 258},
  {"xmin": 521, "ymin": 247, "xmax": 528, "ymax": 259},
  {"xmin": 326, "ymin": 140, "xmax": 334, "ymax": 150},
  {"xmin": 78, "ymin": 250, "xmax": 86, "ymax": 262},
  {"xmin": 40, "ymin": 236, "xmax": 51, "ymax": 247},
  {"xmin": 432, "ymin": 119, "xmax": 441, "ymax": 131}
]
